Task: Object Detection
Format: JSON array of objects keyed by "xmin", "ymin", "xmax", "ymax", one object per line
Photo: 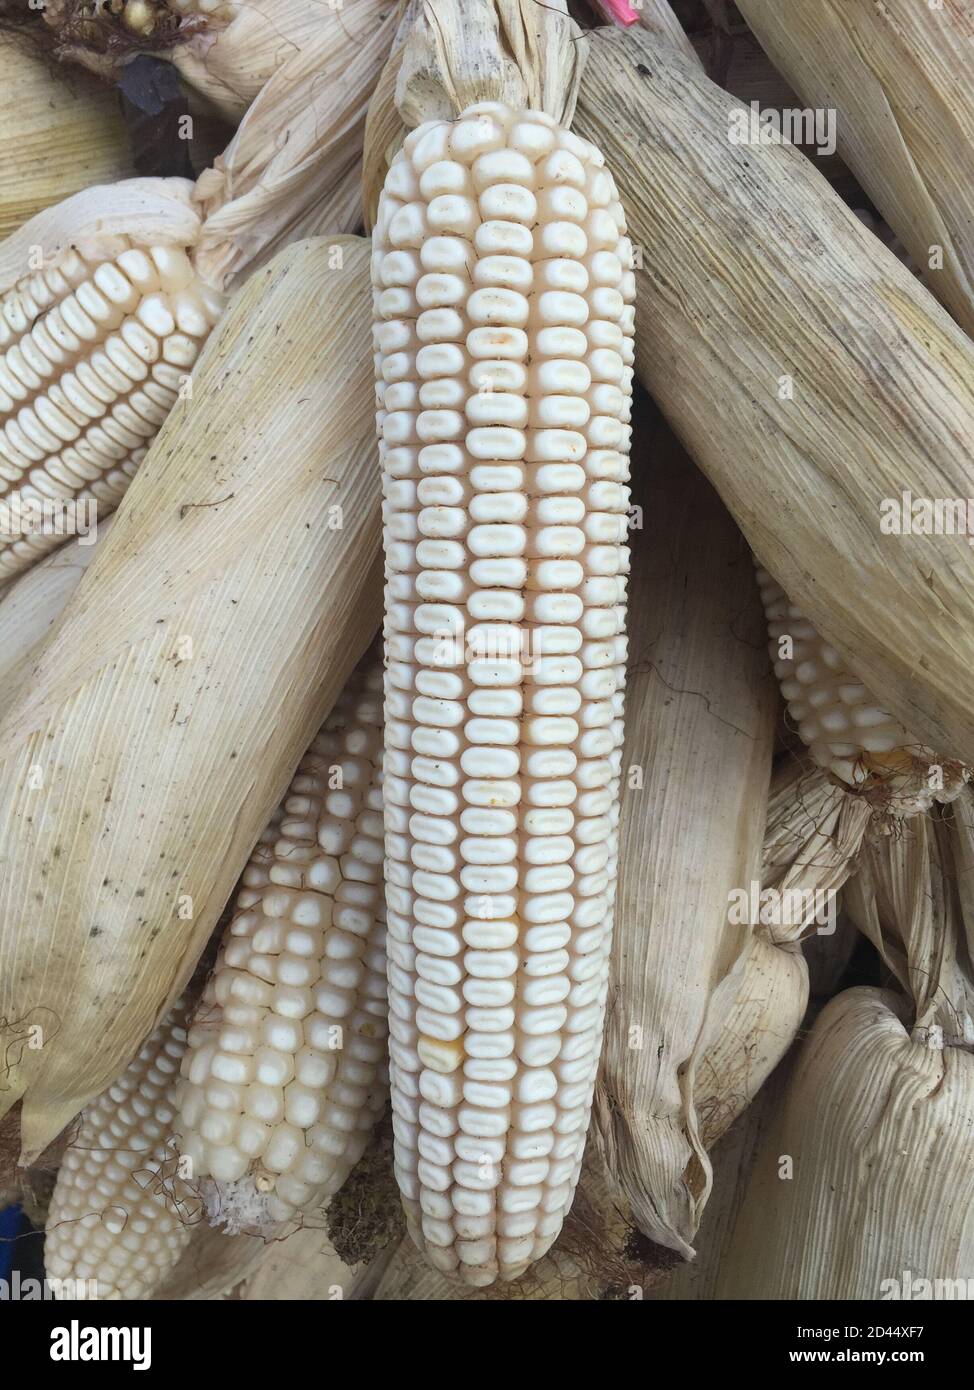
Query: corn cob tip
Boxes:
[{"xmin": 756, "ymin": 566, "xmax": 970, "ymax": 816}]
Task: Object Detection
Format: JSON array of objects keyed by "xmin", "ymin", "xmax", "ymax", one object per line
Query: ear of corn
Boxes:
[
  {"xmin": 0, "ymin": 236, "xmax": 381, "ymax": 1164},
  {"xmin": 176, "ymin": 657, "xmax": 389, "ymax": 1234},
  {"xmin": 45, "ymin": 998, "xmax": 199, "ymax": 1300},
  {"xmin": 574, "ymin": 25, "xmax": 974, "ymax": 772},
  {"xmin": 0, "ymin": 180, "xmax": 223, "ymax": 579},
  {"xmin": 757, "ymin": 567, "xmax": 969, "ymax": 815},
  {"xmin": 737, "ymin": 0, "xmax": 974, "ymax": 338},
  {"xmin": 592, "ymin": 431, "xmax": 774, "ymax": 1259},
  {"xmin": 0, "ymin": 35, "xmax": 135, "ymax": 239},
  {"xmin": 373, "ymin": 75, "xmax": 634, "ymax": 1282},
  {"xmin": 714, "ymin": 987, "xmax": 974, "ymax": 1299}
]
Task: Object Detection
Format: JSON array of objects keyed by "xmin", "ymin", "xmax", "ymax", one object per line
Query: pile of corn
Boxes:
[{"xmin": 0, "ymin": 0, "xmax": 971, "ymax": 1306}]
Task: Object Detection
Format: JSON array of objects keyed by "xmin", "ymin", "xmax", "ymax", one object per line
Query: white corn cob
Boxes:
[
  {"xmin": 0, "ymin": 241, "xmax": 223, "ymax": 577},
  {"xmin": 372, "ymin": 102, "xmax": 635, "ymax": 1286},
  {"xmin": 45, "ymin": 998, "xmax": 197, "ymax": 1300},
  {"xmin": 175, "ymin": 661, "xmax": 389, "ymax": 1234},
  {"xmin": 757, "ymin": 567, "xmax": 968, "ymax": 814}
]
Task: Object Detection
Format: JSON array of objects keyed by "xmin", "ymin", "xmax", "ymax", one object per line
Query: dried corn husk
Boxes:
[
  {"xmin": 738, "ymin": 0, "xmax": 974, "ymax": 338},
  {"xmin": 690, "ymin": 754, "xmax": 876, "ymax": 1154},
  {"xmin": 594, "ymin": 428, "xmax": 775, "ymax": 1259},
  {"xmin": 155, "ymin": 1222, "xmax": 267, "ymax": 1300},
  {"xmin": 636, "ymin": 0, "xmax": 703, "ymax": 69},
  {"xmin": 237, "ymin": 1226, "xmax": 369, "ymax": 1302},
  {"xmin": 844, "ymin": 808, "xmax": 974, "ymax": 1046},
  {"xmin": 688, "ymin": 30, "xmax": 847, "ymax": 182},
  {"xmin": 649, "ymin": 1045, "xmax": 792, "ymax": 1300},
  {"xmin": 574, "ymin": 27, "xmax": 974, "ymax": 771},
  {"xmin": 394, "ymin": 0, "xmax": 584, "ymax": 128},
  {"xmin": 715, "ymin": 987, "xmax": 974, "ymax": 1299},
  {"xmin": 0, "ymin": 235, "xmax": 381, "ymax": 1164},
  {"xmin": 0, "ymin": 12, "xmax": 390, "ymax": 581},
  {"xmin": 0, "ymin": 35, "xmax": 134, "ymax": 238},
  {"xmin": 37, "ymin": 1, "xmax": 395, "ymax": 123},
  {"xmin": 762, "ymin": 761, "xmax": 872, "ymax": 920},
  {"xmin": 190, "ymin": 4, "xmax": 398, "ymax": 286},
  {"xmin": 0, "ymin": 523, "xmax": 109, "ymax": 707},
  {"xmin": 692, "ymin": 932, "xmax": 806, "ymax": 1152},
  {"xmin": 362, "ymin": 42, "xmax": 406, "ymax": 232}
]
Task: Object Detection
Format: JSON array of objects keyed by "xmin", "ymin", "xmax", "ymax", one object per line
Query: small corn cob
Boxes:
[
  {"xmin": 176, "ymin": 660, "xmax": 388, "ymax": 1234},
  {"xmin": 757, "ymin": 567, "xmax": 969, "ymax": 815},
  {"xmin": 0, "ymin": 235, "xmax": 224, "ymax": 578},
  {"xmin": 45, "ymin": 998, "xmax": 198, "ymax": 1300},
  {"xmin": 372, "ymin": 102, "xmax": 635, "ymax": 1285}
]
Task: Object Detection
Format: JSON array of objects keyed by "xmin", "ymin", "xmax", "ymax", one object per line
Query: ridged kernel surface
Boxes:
[
  {"xmin": 175, "ymin": 662, "xmax": 388, "ymax": 1231},
  {"xmin": 0, "ymin": 242, "xmax": 223, "ymax": 576},
  {"xmin": 45, "ymin": 999, "xmax": 196, "ymax": 1300},
  {"xmin": 372, "ymin": 102, "xmax": 634, "ymax": 1285},
  {"xmin": 757, "ymin": 566, "xmax": 967, "ymax": 813}
]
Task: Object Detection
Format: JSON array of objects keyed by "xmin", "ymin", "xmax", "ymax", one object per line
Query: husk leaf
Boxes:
[
  {"xmin": 191, "ymin": 5, "xmax": 398, "ymax": 289},
  {"xmin": 574, "ymin": 26, "xmax": 974, "ymax": 771},
  {"xmin": 760, "ymin": 761, "xmax": 872, "ymax": 946},
  {"xmin": 154, "ymin": 1222, "xmax": 268, "ymax": 1300},
  {"xmin": 0, "ymin": 235, "xmax": 381, "ymax": 1163},
  {"xmin": 844, "ymin": 807, "xmax": 974, "ymax": 1045},
  {"xmin": 691, "ymin": 932, "xmax": 807, "ymax": 1152},
  {"xmin": 593, "ymin": 424, "xmax": 775, "ymax": 1258},
  {"xmin": 715, "ymin": 988, "xmax": 974, "ymax": 1299},
  {"xmin": 362, "ymin": 41, "xmax": 407, "ymax": 232},
  {"xmin": 738, "ymin": 0, "xmax": 974, "ymax": 338},
  {"xmin": 649, "ymin": 1043, "xmax": 794, "ymax": 1300},
  {"xmin": 0, "ymin": 524, "xmax": 110, "ymax": 712},
  {"xmin": 394, "ymin": 0, "xmax": 584, "ymax": 129},
  {"xmin": 0, "ymin": 34, "xmax": 135, "ymax": 239},
  {"xmin": 167, "ymin": 0, "xmax": 395, "ymax": 124}
]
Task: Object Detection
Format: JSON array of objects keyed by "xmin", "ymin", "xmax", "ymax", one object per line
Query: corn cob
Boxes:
[
  {"xmin": 757, "ymin": 567, "xmax": 969, "ymax": 815},
  {"xmin": 0, "ymin": 244, "xmax": 222, "ymax": 576},
  {"xmin": 45, "ymin": 998, "xmax": 198, "ymax": 1300},
  {"xmin": 176, "ymin": 660, "xmax": 389, "ymax": 1234},
  {"xmin": 373, "ymin": 101, "xmax": 635, "ymax": 1285},
  {"xmin": 0, "ymin": 183, "xmax": 224, "ymax": 579}
]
